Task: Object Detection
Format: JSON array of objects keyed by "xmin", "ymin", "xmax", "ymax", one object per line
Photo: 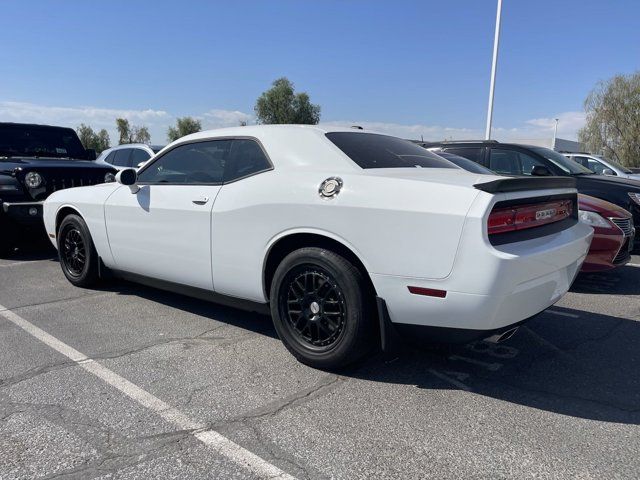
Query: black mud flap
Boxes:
[{"xmin": 376, "ymin": 297, "xmax": 402, "ymax": 356}]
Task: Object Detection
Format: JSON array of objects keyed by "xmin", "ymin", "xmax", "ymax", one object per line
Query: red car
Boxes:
[{"xmin": 579, "ymin": 194, "xmax": 634, "ymax": 272}]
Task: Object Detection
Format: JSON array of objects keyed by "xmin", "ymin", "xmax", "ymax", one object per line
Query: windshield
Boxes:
[
  {"xmin": 326, "ymin": 132, "xmax": 456, "ymax": 169},
  {"xmin": 529, "ymin": 146, "xmax": 593, "ymax": 175},
  {"xmin": 594, "ymin": 155, "xmax": 633, "ymax": 174},
  {"xmin": 0, "ymin": 124, "xmax": 87, "ymax": 159}
]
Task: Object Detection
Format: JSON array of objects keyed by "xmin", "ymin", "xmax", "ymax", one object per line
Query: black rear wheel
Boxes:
[
  {"xmin": 270, "ymin": 247, "xmax": 374, "ymax": 369},
  {"xmin": 57, "ymin": 214, "xmax": 99, "ymax": 287}
]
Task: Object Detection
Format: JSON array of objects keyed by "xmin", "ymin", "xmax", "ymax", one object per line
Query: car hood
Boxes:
[{"xmin": 578, "ymin": 194, "xmax": 632, "ymax": 218}]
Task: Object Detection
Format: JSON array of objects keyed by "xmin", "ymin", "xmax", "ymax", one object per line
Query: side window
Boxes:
[
  {"xmin": 112, "ymin": 149, "xmax": 132, "ymax": 167},
  {"xmin": 444, "ymin": 148, "xmax": 485, "ymax": 165},
  {"xmin": 572, "ymin": 156, "xmax": 590, "ymax": 168},
  {"xmin": 224, "ymin": 139, "xmax": 272, "ymax": 182},
  {"xmin": 137, "ymin": 140, "xmax": 231, "ymax": 184},
  {"xmin": 489, "ymin": 148, "xmax": 546, "ymax": 175},
  {"xmin": 104, "ymin": 151, "xmax": 117, "ymax": 164},
  {"xmin": 587, "ymin": 159, "xmax": 607, "ymax": 174},
  {"xmin": 130, "ymin": 148, "xmax": 151, "ymax": 168}
]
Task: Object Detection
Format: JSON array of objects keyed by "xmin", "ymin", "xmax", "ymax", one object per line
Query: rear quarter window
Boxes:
[{"xmin": 326, "ymin": 132, "xmax": 456, "ymax": 169}]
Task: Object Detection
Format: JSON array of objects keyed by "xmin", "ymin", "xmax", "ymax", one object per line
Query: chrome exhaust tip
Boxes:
[{"xmin": 485, "ymin": 327, "xmax": 519, "ymax": 344}]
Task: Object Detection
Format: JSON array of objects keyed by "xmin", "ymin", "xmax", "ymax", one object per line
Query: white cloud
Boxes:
[
  {"xmin": 321, "ymin": 110, "xmax": 586, "ymax": 142},
  {"xmin": 200, "ymin": 109, "xmax": 254, "ymax": 129},
  {"xmin": 0, "ymin": 100, "xmax": 586, "ymax": 145}
]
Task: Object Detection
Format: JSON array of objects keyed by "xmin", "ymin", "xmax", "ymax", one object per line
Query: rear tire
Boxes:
[
  {"xmin": 57, "ymin": 214, "xmax": 99, "ymax": 287},
  {"xmin": 270, "ymin": 247, "xmax": 375, "ymax": 369}
]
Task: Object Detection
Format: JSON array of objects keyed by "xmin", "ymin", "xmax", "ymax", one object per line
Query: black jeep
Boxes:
[{"xmin": 0, "ymin": 122, "xmax": 116, "ymax": 257}]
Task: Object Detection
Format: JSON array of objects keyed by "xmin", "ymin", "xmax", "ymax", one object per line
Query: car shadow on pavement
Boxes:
[
  {"xmin": 97, "ymin": 278, "xmax": 280, "ymax": 341},
  {"xmin": 345, "ymin": 305, "xmax": 640, "ymax": 425},
  {"xmin": 571, "ymin": 266, "xmax": 640, "ymax": 295}
]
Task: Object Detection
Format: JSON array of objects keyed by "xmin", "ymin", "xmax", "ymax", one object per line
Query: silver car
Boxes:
[
  {"xmin": 95, "ymin": 143, "xmax": 164, "ymax": 171},
  {"xmin": 564, "ymin": 153, "xmax": 640, "ymax": 181}
]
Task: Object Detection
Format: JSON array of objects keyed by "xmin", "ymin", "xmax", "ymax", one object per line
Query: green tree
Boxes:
[
  {"xmin": 116, "ymin": 118, "xmax": 151, "ymax": 144},
  {"xmin": 254, "ymin": 77, "xmax": 320, "ymax": 125},
  {"xmin": 578, "ymin": 72, "xmax": 640, "ymax": 167},
  {"xmin": 76, "ymin": 124, "xmax": 111, "ymax": 154},
  {"xmin": 167, "ymin": 116, "xmax": 202, "ymax": 142}
]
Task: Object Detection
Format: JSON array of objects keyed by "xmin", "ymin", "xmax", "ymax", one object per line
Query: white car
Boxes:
[
  {"xmin": 95, "ymin": 143, "xmax": 164, "ymax": 171},
  {"xmin": 43, "ymin": 126, "xmax": 592, "ymax": 368},
  {"xmin": 563, "ymin": 153, "xmax": 640, "ymax": 181}
]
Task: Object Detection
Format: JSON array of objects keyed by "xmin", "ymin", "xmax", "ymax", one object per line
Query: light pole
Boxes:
[
  {"xmin": 552, "ymin": 118, "xmax": 559, "ymax": 149},
  {"xmin": 485, "ymin": 0, "xmax": 503, "ymax": 140}
]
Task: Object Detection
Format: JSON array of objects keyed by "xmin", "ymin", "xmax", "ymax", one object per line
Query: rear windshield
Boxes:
[
  {"xmin": 0, "ymin": 124, "xmax": 87, "ymax": 159},
  {"xmin": 326, "ymin": 132, "xmax": 456, "ymax": 169}
]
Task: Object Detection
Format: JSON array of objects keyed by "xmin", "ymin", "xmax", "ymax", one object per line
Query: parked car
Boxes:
[
  {"xmin": 435, "ymin": 151, "xmax": 634, "ymax": 272},
  {"xmin": 96, "ymin": 143, "xmax": 164, "ymax": 170},
  {"xmin": 562, "ymin": 152, "xmax": 640, "ymax": 181},
  {"xmin": 43, "ymin": 126, "xmax": 592, "ymax": 368},
  {"xmin": 0, "ymin": 122, "xmax": 116, "ymax": 257},
  {"xmin": 424, "ymin": 140, "xmax": 640, "ymax": 247}
]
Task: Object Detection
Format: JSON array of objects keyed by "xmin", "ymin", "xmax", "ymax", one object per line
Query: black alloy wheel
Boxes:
[
  {"xmin": 281, "ymin": 266, "xmax": 347, "ymax": 350},
  {"xmin": 61, "ymin": 227, "xmax": 86, "ymax": 277}
]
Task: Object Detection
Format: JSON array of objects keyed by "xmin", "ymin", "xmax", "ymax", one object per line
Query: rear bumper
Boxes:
[{"xmin": 371, "ymin": 222, "xmax": 592, "ymax": 332}]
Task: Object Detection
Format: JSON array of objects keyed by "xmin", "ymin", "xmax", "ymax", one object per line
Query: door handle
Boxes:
[{"xmin": 192, "ymin": 196, "xmax": 210, "ymax": 205}]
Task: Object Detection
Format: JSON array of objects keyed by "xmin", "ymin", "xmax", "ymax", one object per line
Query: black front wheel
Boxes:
[
  {"xmin": 270, "ymin": 247, "xmax": 375, "ymax": 369},
  {"xmin": 57, "ymin": 214, "xmax": 99, "ymax": 287}
]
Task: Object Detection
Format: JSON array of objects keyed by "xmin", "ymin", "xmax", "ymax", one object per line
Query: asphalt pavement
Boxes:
[{"xmin": 1, "ymin": 244, "xmax": 639, "ymax": 479}]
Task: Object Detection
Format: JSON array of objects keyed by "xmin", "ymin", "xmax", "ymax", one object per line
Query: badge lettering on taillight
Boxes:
[{"xmin": 535, "ymin": 208, "xmax": 557, "ymax": 220}]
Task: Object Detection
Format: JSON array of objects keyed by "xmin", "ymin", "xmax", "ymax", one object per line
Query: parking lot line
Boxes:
[
  {"xmin": 0, "ymin": 260, "xmax": 46, "ymax": 268},
  {"xmin": 0, "ymin": 303, "xmax": 297, "ymax": 480},
  {"xmin": 626, "ymin": 263, "xmax": 640, "ymax": 268}
]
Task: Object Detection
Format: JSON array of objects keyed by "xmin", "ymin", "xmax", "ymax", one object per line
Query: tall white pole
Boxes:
[
  {"xmin": 485, "ymin": 0, "xmax": 503, "ymax": 140},
  {"xmin": 551, "ymin": 118, "xmax": 559, "ymax": 149}
]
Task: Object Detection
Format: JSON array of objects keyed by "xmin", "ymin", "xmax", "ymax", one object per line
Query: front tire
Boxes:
[
  {"xmin": 270, "ymin": 247, "xmax": 374, "ymax": 369},
  {"xmin": 57, "ymin": 214, "xmax": 99, "ymax": 287}
]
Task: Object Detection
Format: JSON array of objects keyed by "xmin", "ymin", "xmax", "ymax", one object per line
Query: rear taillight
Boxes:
[{"xmin": 488, "ymin": 199, "xmax": 573, "ymax": 235}]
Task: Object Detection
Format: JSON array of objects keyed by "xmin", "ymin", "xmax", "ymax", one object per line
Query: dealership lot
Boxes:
[{"xmin": 1, "ymin": 246, "xmax": 639, "ymax": 479}]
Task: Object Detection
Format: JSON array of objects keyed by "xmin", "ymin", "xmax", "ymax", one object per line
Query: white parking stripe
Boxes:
[
  {"xmin": 0, "ymin": 260, "xmax": 45, "ymax": 268},
  {"xmin": 626, "ymin": 263, "xmax": 640, "ymax": 268},
  {"xmin": 0, "ymin": 304, "xmax": 296, "ymax": 480},
  {"xmin": 428, "ymin": 369, "xmax": 472, "ymax": 392},
  {"xmin": 546, "ymin": 309, "xmax": 580, "ymax": 318}
]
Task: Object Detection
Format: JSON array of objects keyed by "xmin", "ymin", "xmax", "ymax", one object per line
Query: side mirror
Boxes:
[
  {"xmin": 137, "ymin": 161, "xmax": 147, "ymax": 169},
  {"xmin": 115, "ymin": 168, "xmax": 139, "ymax": 193},
  {"xmin": 86, "ymin": 149, "xmax": 97, "ymax": 160},
  {"xmin": 602, "ymin": 168, "xmax": 615, "ymax": 176},
  {"xmin": 531, "ymin": 165, "xmax": 553, "ymax": 176}
]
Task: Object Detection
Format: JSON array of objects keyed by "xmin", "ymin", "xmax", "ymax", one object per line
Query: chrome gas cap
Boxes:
[{"xmin": 319, "ymin": 177, "xmax": 343, "ymax": 198}]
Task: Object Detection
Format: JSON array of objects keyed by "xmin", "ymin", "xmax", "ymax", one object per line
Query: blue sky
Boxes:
[{"xmin": 0, "ymin": 0, "xmax": 638, "ymax": 143}]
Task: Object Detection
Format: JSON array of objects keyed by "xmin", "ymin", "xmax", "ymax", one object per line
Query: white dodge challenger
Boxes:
[{"xmin": 43, "ymin": 126, "xmax": 593, "ymax": 368}]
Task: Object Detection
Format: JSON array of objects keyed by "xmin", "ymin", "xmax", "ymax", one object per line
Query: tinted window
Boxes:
[
  {"xmin": 112, "ymin": 149, "xmax": 132, "ymax": 167},
  {"xmin": 595, "ymin": 155, "xmax": 632, "ymax": 174},
  {"xmin": 0, "ymin": 124, "xmax": 87, "ymax": 159},
  {"xmin": 443, "ymin": 147, "xmax": 485, "ymax": 164},
  {"xmin": 326, "ymin": 132, "xmax": 456, "ymax": 169},
  {"xmin": 489, "ymin": 148, "xmax": 547, "ymax": 175},
  {"xmin": 104, "ymin": 151, "xmax": 117, "ymax": 164},
  {"xmin": 137, "ymin": 140, "xmax": 231, "ymax": 184},
  {"xmin": 574, "ymin": 156, "xmax": 607, "ymax": 174},
  {"xmin": 436, "ymin": 152, "xmax": 493, "ymax": 175},
  {"xmin": 130, "ymin": 148, "xmax": 151, "ymax": 167},
  {"xmin": 529, "ymin": 146, "xmax": 593, "ymax": 174},
  {"xmin": 572, "ymin": 156, "xmax": 590, "ymax": 168},
  {"xmin": 224, "ymin": 139, "xmax": 271, "ymax": 182}
]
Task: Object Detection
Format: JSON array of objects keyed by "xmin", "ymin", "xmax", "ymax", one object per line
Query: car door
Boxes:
[{"xmin": 104, "ymin": 139, "xmax": 231, "ymax": 290}]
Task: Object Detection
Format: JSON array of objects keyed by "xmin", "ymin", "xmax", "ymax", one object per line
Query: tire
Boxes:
[
  {"xmin": 270, "ymin": 247, "xmax": 375, "ymax": 369},
  {"xmin": 57, "ymin": 214, "xmax": 100, "ymax": 287}
]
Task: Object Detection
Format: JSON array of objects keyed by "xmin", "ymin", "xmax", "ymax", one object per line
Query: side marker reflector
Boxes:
[{"xmin": 408, "ymin": 286, "xmax": 447, "ymax": 298}]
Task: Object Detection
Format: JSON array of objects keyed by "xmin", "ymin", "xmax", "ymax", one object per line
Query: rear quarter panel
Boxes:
[{"xmin": 211, "ymin": 170, "xmax": 479, "ymax": 302}]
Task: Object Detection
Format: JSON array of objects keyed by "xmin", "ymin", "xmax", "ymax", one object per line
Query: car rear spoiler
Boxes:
[{"xmin": 474, "ymin": 176, "xmax": 576, "ymax": 193}]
